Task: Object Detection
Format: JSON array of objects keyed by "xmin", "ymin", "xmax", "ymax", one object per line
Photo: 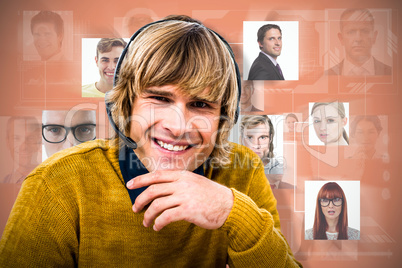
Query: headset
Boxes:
[{"xmin": 106, "ymin": 18, "xmax": 242, "ymax": 150}]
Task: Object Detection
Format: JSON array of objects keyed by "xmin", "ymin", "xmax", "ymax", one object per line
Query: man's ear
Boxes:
[
  {"xmin": 95, "ymin": 56, "xmax": 98, "ymax": 65},
  {"xmin": 257, "ymin": 41, "xmax": 263, "ymax": 50}
]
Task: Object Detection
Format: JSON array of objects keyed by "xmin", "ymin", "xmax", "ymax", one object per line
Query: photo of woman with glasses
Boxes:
[{"xmin": 305, "ymin": 181, "xmax": 360, "ymax": 240}]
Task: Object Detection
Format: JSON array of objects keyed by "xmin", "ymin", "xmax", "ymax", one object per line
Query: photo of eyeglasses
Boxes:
[
  {"xmin": 320, "ymin": 198, "xmax": 343, "ymax": 207},
  {"xmin": 42, "ymin": 124, "xmax": 96, "ymax": 143}
]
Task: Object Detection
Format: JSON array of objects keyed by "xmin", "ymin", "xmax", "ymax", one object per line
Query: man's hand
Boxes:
[{"xmin": 126, "ymin": 171, "xmax": 234, "ymax": 231}]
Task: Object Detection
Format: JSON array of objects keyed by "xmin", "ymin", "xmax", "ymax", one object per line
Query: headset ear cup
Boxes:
[
  {"xmin": 210, "ymin": 29, "xmax": 241, "ymax": 125},
  {"xmin": 233, "ymin": 60, "xmax": 241, "ymax": 124}
]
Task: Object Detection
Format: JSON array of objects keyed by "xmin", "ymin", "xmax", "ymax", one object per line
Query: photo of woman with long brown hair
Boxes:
[{"xmin": 305, "ymin": 182, "xmax": 360, "ymax": 240}]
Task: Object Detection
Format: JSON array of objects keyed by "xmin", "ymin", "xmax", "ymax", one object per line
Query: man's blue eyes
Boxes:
[
  {"xmin": 49, "ymin": 127, "xmax": 61, "ymax": 133},
  {"xmin": 314, "ymin": 119, "xmax": 336, "ymax": 124},
  {"xmin": 101, "ymin": 59, "xmax": 119, "ymax": 63},
  {"xmin": 247, "ymin": 136, "xmax": 268, "ymax": 140}
]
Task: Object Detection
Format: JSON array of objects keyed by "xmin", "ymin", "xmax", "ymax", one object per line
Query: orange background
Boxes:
[{"xmin": 1, "ymin": 0, "xmax": 401, "ymax": 267}]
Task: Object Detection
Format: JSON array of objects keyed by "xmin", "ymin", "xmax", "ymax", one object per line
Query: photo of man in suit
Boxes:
[
  {"xmin": 328, "ymin": 8, "xmax": 392, "ymax": 76},
  {"xmin": 248, "ymin": 24, "xmax": 285, "ymax": 80}
]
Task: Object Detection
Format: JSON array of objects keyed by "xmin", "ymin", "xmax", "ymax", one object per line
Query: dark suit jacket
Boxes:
[
  {"xmin": 248, "ymin": 52, "xmax": 284, "ymax": 80},
  {"xmin": 327, "ymin": 57, "xmax": 392, "ymax": 76}
]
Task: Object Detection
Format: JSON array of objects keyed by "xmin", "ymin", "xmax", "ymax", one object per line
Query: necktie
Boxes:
[{"xmin": 276, "ymin": 63, "xmax": 284, "ymax": 79}]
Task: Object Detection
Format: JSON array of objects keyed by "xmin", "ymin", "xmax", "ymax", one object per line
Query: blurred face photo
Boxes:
[
  {"xmin": 242, "ymin": 123, "xmax": 271, "ymax": 159},
  {"xmin": 7, "ymin": 117, "xmax": 41, "ymax": 171},
  {"xmin": 312, "ymin": 105, "xmax": 347, "ymax": 145},
  {"xmin": 96, "ymin": 46, "xmax": 124, "ymax": 87},
  {"xmin": 354, "ymin": 120, "xmax": 379, "ymax": 150},
  {"xmin": 125, "ymin": 14, "xmax": 153, "ymax": 34},
  {"xmin": 240, "ymin": 81, "xmax": 254, "ymax": 107},
  {"xmin": 259, "ymin": 28, "xmax": 282, "ymax": 60},
  {"xmin": 32, "ymin": 22, "xmax": 63, "ymax": 61},
  {"xmin": 286, "ymin": 116, "xmax": 297, "ymax": 132},
  {"xmin": 338, "ymin": 11, "xmax": 377, "ymax": 64},
  {"xmin": 42, "ymin": 110, "xmax": 96, "ymax": 158}
]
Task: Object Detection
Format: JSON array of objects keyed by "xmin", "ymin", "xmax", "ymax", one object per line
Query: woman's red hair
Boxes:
[{"xmin": 313, "ymin": 182, "xmax": 348, "ymax": 239}]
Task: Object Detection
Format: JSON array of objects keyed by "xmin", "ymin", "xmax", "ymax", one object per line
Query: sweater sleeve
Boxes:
[
  {"xmin": 220, "ymin": 153, "xmax": 302, "ymax": 267},
  {"xmin": 0, "ymin": 175, "xmax": 79, "ymax": 267}
]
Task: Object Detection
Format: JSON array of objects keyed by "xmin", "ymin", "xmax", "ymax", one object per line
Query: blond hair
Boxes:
[{"xmin": 108, "ymin": 19, "xmax": 238, "ymax": 166}]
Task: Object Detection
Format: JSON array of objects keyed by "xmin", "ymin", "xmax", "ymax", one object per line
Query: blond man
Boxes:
[{"xmin": 241, "ymin": 115, "xmax": 292, "ymax": 190}]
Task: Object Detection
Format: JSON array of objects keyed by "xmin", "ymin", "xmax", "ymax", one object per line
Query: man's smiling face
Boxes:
[
  {"xmin": 96, "ymin": 46, "xmax": 124, "ymax": 87},
  {"xmin": 259, "ymin": 28, "xmax": 282, "ymax": 60},
  {"xmin": 32, "ymin": 22, "xmax": 62, "ymax": 60},
  {"xmin": 129, "ymin": 85, "xmax": 221, "ymax": 172}
]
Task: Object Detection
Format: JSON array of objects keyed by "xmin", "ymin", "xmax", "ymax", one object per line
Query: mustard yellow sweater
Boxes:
[{"xmin": 0, "ymin": 140, "xmax": 301, "ymax": 267}]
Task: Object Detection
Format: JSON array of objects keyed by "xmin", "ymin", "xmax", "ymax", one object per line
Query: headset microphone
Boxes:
[{"xmin": 105, "ymin": 98, "xmax": 137, "ymax": 149}]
